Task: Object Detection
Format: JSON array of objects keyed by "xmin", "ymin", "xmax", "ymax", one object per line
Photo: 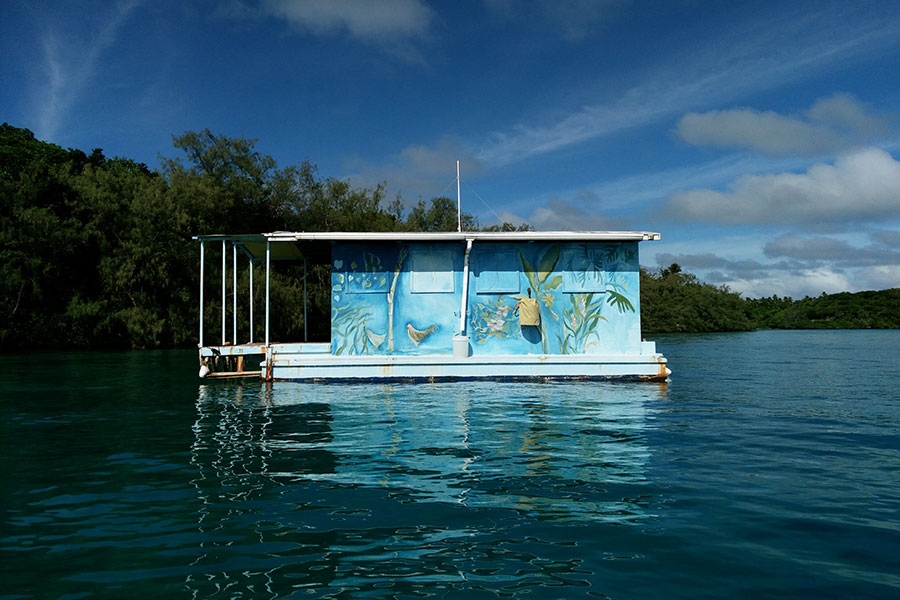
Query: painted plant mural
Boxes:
[
  {"xmin": 470, "ymin": 297, "xmax": 519, "ymax": 343},
  {"xmin": 332, "ymin": 240, "xmax": 640, "ymax": 357},
  {"xmin": 557, "ymin": 244, "xmax": 637, "ymax": 354},
  {"xmin": 332, "ymin": 243, "xmax": 452, "ymax": 356},
  {"xmin": 470, "ymin": 242, "xmax": 639, "ymax": 355}
]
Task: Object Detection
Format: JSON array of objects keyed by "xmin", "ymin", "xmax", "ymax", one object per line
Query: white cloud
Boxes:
[
  {"xmin": 666, "ymin": 148, "xmax": 900, "ymax": 225},
  {"xmin": 808, "ymin": 93, "xmax": 891, "ymax": 136},
  {"xmin": 484, "ymin": 0, "xmax": 627, "ymax": 42},
  {"xmin": 855, "ymin": 265, "xmax": 900, "ymax": 291},
  {"xmin": 763, "ymin": 233, "xmax": 900, "ymax": 268},
  {"xmin": 763, "ymin": 234, "xmax": 861, "ymax": 261},
  {"xmin": 35, "ymin": 0, "xmax": 143, "ymax": 140},
  {"xmin": 871, "ymin": 228, "xmax": 900, "ymax": 248},
  {"xmin": 676, "ymin": 94, "xmax": 891, "ymax": 156},
  {"xmin": 476, "ymin": 9, "xmax": 900, "ymax": 167},
  {"xmin": 480, "ymin": 195, "xmax": 627, "ymax": 231},
  {"xmin": 345, "ymin": 137, "xmax": 482, "ymax": 209},
  {"xmin": 524, "ymin": 196, "xmax": 626, "ymax": 231},
  {"xmin": 261, "ymin": 0, "xmax": 432, "ymax": 56},
  {"xmin": 676, "ymin": 108, "xmax": 843, "ymax": 156},
  {"xmin": 723, "ymin": 267, "xmax": 855, "ymax": 299},
  {"xmin": 649, "ymin": 227, "xmax": 900, "ymax": 298}
]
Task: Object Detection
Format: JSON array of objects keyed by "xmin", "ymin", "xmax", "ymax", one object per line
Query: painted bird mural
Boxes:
[
  {"xmin": 407, "ymin": 323, "xmax": 438, "ymax": 346},
  {"xmin": 366, "ymin": 329, "xmax": 386, "ymax": 350}
]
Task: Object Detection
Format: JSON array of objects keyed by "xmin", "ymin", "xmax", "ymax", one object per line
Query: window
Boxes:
[
  {"xmin": 475, "ymin": 251, "xmax": 520, "ymax": 293},
  {"xmin": 411, "ymin": 247, "xmax": 455, "ymax": 293}
]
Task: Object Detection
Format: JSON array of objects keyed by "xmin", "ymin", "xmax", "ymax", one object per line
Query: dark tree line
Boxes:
[
  {"xmin": 641, "ymin": 263, "xmax": 900, "ymax": 333},
  {"xmin": 2, "ymin": 124, "xmax": 897, "ymax": 350},
  {"xmin": 0, "ymin": 124, "xmax": 528, "ymax": 350}
]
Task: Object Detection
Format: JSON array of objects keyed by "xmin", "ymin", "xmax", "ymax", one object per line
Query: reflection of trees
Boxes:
[{"xmin": 189, "ymin": 383, "xmax": 339, "ymax": 596}]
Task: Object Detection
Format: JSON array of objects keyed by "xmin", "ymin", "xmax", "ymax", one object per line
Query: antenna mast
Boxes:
[{"xmin": 456, "ymin": 160, "xmax": 461, "ymax": 232}]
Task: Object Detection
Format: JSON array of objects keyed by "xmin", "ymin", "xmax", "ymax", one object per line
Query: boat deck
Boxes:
[{"xmin": 198, "ymin": 342, "xmax": 669, "ymax": 383}]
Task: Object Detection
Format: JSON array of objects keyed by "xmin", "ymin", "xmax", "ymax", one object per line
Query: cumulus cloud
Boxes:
[
  {"xmin": 676, "ymin": 108, "xmax": 844, "ymax": 156},
  {"xmin": 484, "ymin": 0, "xmax": 626, "ymax": 41},
  {"xmin": 676, "ymin": 94, "xmax": 891, "ymax": 156},
  {"xmin": 652, "ymin": 229, "xmax": 900, "ymax": 298},
  {"xmin": 344, "ymin": 137, "xmax": 483, "ymax": 209},
  {"xmin": 763, "ymin": 234, "xmax": 860, "ymax": 261},
  {"xmin": 260, "ymin": 0, "xmax": 432, "ymax": 59},
  {"xmin": 807, "ymin": 93, "xmax": 890, "ymax": 137},
  {"xmin": 871, "ymin": 228, "xmax": 900, "ymax": 248},
  {"xmin": 526, "ymin": 196, "xmax": 627, "ymax": 230},
  {"xmin": 764, "ymin": 233, "xmax": 900, "ymax": 266},
  {"xmin": 855, "ymin": 265, "xmax": 900, "ymax": 291},
  {"xmin": 730, "ymin": 267, "xmax": 855, "ymax": 299},
  {"xmin": 220, "ymin": 0, "xmax": 434, "ymax": 62},
  {"xmin": 487, "ymin": 193, "xmax": 629, "ymax": 231},
  {"xmin": 651, "ymin": 250, "xmax": 854, "ymax": 298},
  {"xmin": 666, "ymin": 147, "xmax": 900, "ymax": 225},
  {"xmin": 653, "ymin": 252, "xmax": 771, "ymax": 280}
]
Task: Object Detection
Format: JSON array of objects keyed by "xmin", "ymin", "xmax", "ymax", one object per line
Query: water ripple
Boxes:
[{"xmin": 2, "ymin": 333, "xmax": 899, "ymax": 597}]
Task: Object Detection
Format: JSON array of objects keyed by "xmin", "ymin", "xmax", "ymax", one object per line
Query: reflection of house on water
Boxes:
[{"xmin": 189, "ymin": 381, "xmax": 665, "ymax": 594}]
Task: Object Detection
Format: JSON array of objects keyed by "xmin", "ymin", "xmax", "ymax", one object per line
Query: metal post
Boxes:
[
  {"xmin": 249, "ymin": 261, "xmax": 254, "ymax": 344},
  {"xmin": 199, "ymin": 241, "xmax": 204, "ymax": 347},
  {"xmin": 303, "ymin": 258, "xmax": 308, "ymax": 342},
  {"xmin": 456, "ymin": 160, "xmax": 461, "ymax": 232},
  {"xmin": 221, "ymin": 241, "xmax": 226, "ymax": 345},
  {"xmin": 265, "ymin": 240, "xmax": 271, "ymax": 348},
  {"xmin": 232, "ymin": 243, "xmax": 237, "ymax": 345}
]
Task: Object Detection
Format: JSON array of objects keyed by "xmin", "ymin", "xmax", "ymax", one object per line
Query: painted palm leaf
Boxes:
[
  {"xmin": 519, "ymin": 253, "xmax": 538, "ymax": 291},
  {"xmin": 605, "ymin": 289, "xmax": 635, "ymax": 313},
  {"xmin": 537, "ymin": 245, "xmax": 559, "ymax": 283}
]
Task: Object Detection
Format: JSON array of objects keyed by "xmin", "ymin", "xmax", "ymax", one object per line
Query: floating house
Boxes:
[{"xmin": 195, "ymin": 231, "xmax": 670, "ymax": 382}]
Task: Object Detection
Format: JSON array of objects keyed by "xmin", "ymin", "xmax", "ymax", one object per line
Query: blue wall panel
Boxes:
[{"xmin": 331, "ymin": 240, "xmax": 641, "ymax": 357}]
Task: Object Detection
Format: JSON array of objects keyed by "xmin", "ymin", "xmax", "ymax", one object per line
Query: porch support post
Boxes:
[
  {"xmin": 249, "ymin": 261, "xmax": 254, "ymax": 344},
  {"xmin": 303, "ymin": 258, "xmax": 308, "ymax": 342},
  {"xmin": 221, "ymin": 241, "xmax": 226, "ymax": 345},
  {"xmin": 232, "ymin": 243, "xmax": 237, "ymax": 345},
  {"xmin": 199, "ymin": 241, "xmax": 204, "ymax": 347},
  {"xmin": 265, "ymin": 240, "xmax": 271, "ymax": 348}
]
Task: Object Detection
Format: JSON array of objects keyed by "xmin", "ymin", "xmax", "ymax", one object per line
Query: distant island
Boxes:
[
  {"xmin": 2, "ymin": 123, "xmax": 897, "ymax": 351},
  {"xmin": 640, "ymin": 263, "xmax": 900, "ymax": 333}
]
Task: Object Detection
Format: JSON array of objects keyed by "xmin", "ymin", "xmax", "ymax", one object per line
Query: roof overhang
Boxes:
[
  {"xmin": 263, "ymin": 230, "xmax": 661, "ymax": 242},
  {"xmin": 194, "ymin": 230, "xmax": 661, "ymax": 262}
]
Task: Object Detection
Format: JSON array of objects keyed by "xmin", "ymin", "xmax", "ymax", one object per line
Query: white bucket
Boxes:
[{"xmin": 452, "ymin": 336, "xmax": 470, "ymax": 358}]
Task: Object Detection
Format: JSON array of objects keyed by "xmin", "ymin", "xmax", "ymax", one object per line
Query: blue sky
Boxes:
[{"xmin": 3, "ymin": 0, "xmax": 900, "ymax": 299}]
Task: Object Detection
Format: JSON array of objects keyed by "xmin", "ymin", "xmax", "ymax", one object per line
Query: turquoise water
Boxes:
[{"xmin": 1, "ymin": 330, "xmax": 898, "ymax": 598}]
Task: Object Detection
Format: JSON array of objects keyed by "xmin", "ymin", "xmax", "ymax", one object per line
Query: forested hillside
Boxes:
[
  {"xmin": 640, "ymin": 264, "xmax": 900, "ymax": 333},
  {"xmin": 0, "ymin": 123, "xmax": 514, "ymax": 350},
  {"xmin": 2, "ymin": 124, "xmax": 897, "ymax": 350},
  {"xmin": 639, "ymin": 264, "xmax": 754, "ymax": 333},
  {"xmin": 745, "ymin": 288, "xmax": 900, "ymax": 330}
]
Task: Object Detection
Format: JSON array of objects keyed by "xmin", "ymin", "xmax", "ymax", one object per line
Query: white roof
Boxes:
[
  {"xmin": 194, "ymin": 231, "xmax": 660, "ymax": 262},
  {"xmin": 197, "ymin": 230, "xmax": 660, "ymax": 243}
]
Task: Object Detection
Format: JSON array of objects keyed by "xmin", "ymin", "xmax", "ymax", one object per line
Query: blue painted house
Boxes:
[{"xmin": 196, "ymin": 231, "xmax": 669, "ymax": 382}]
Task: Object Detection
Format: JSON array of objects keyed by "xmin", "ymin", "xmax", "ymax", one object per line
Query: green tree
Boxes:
[
  {"xmin": 404, "ymin": 196, "xmax": 477, "ymax": 231},
  {"xmin": 640, "ymin": 264, "xmax": 753, "ymax": 333}
]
